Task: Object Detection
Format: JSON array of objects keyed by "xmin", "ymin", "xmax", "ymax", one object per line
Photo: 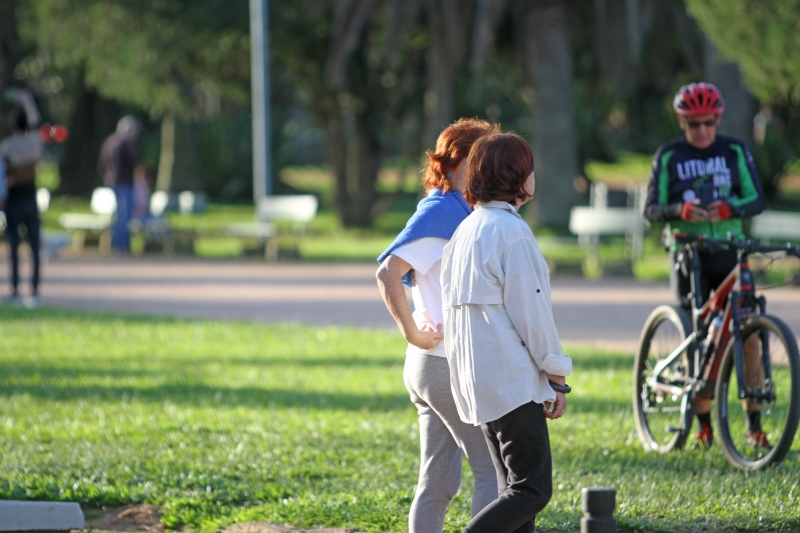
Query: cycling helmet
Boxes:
[{"xmin": 673, "ymin": 83, "xmax": 725, "ymax": 116}]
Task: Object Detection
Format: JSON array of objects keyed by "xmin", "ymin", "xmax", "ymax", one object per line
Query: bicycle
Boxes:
[{"xmin": 633, "ymin": 234, "xmax": 800, "ymax": 470}]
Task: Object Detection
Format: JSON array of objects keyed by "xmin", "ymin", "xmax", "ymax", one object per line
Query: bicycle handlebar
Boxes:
[{"xmin": 672, "ymin": 233, "xmax": 800, "ymax": 259}]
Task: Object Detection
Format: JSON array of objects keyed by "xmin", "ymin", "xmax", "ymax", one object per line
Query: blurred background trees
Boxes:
[{"xmin": 2, "ymin": 0, "xmax": 798, "ymax": 230}]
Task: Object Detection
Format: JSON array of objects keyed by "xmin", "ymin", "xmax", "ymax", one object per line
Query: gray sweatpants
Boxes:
[{"xmin": 403, "ymin": 352, "xmax": 498, "ymax": 533}]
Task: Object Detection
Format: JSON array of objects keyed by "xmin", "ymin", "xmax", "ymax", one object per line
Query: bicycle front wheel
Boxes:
[
  {"xmin": 634, "ymin": 305, "xmax": 695, "ymax": 453},
  {"xmin": 715, "ymin": 315, "xmax": 800, "ymax": 470}
]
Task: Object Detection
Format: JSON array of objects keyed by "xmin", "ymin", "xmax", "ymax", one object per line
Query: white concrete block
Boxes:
[{"xmin": 0, "ymin": 500, "xmax": 84, "ymax": 531}]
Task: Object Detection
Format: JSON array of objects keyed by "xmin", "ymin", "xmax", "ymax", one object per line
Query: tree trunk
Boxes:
[
  {"xmin": 593, "ymin": 0, "xmax": 644, "ymax": 99},
  {"xmin": 57, "ymin": 66, "xmax": 120, "ymax": 196},
  {"xmin": 522, "ymin": 0, "xmax": 580, "ymax": 230},
  {"xmin": 327, "ymin": 103, "xmax": 382, "ymax": 228},
  {"xmin": 704, "ymin": 39, "xmax": 757, "ymax": 149},
  {"xmin": 425, "ymin": 0, "xmax": 467, "ymax": 144},
  {"xmin": 327, "ymin": 114, "xmax": 348, "ymax": 219},
  {"xmin": 351, "ymin": 111, "xmax": 382, "ymax": 226},
  {"xmin": 0, "ymin": 0, "xmax": 21, "ymax": 141},
  {"xmin": 156, "ymin": 113, "xmax": 175, "ymax": 192},
  {"xmin": 171, "ymin": 117, "xmax": 200, "ymax": 192}
]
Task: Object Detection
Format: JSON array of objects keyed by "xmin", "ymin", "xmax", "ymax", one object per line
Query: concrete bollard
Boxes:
[
  {"xmin": 580, "ymin": 487, "xmax": 616, "ymax": 533},
  {"xmin": 0, "ymin": 500, "xmax": 84, "ymax": 532}
]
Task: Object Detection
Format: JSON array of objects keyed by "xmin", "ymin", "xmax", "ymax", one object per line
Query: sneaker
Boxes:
[
  {"xmin": 21, "ymin": 295, "xmax": 39, "ymax": 309},
  {"xmin": 695, "ymin": 422, "xmax": 714, "ymax": 448},
  {"xmin": 746, "ymin": 430, "xmax": 773, "ymax": 450}
]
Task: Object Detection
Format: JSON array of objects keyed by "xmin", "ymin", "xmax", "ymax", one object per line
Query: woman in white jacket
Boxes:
[{"xmin": 441, "ymin": 132, "xmax": 572, "ymax": 533}]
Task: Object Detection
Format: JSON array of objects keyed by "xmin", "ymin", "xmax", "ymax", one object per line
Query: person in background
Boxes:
[
  {"xmin": 376, "ymin": 119, "xmax": 499, "ymax": 533},
  {"xmin": 0, "ymin": 106, "xmax": 44, "ymax": 307},
  {"xmin": 644, "ymin": 82, "xmax": 767, "ymax": 449},
  {"xmin": 441, "ymin": 132, "xmax": 571, "ymax": 533},
  {"xmin": 99, "ymin": 116, "xmax": 141, "ymax": 254}
]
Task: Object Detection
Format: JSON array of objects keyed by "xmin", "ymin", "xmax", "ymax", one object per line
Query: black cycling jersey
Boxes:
[{"xmin": 644, "ymin": 134, "xmax": 765, "ymax": 241}]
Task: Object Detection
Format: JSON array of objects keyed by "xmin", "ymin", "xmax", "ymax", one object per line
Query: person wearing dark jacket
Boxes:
[
  {"xmin": 0, "ymin": 107, "xmax": 44, "ymax": 306},
  {"xmin": 99, "ymin": 116, "xmax": 140, "ymax": 253},
  {"xmin": 644, "ymin": 82, "xmax": 768, "ymax": 450}
]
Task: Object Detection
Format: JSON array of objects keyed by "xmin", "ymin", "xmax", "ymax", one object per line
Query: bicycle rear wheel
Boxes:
[
  {"xmin": 634, "ymin": 305, "xmax": 695, "ymax": 453},
  {"xmin": 715, "ymin": 315, "xmax": 800, "ymax": 470}
]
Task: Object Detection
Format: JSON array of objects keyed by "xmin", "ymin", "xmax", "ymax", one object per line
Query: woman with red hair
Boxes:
[
  {"xmin": 442, "ymin": 132, "xmax": 572, "ymax": 533},
  {"xmin": 376, "ymin": 119, "xmax": 499, "ymax": 533}
]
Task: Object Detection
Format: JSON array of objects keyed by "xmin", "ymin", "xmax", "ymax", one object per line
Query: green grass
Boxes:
[{"xmin": 1, "ymin": 308, "xmax": 799, "ymax": 532}]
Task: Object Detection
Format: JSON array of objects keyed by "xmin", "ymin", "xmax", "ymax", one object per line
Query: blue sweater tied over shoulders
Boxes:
[{"xmin": 377, "ymin": 188, "xmax": 472, "ymax": 288}]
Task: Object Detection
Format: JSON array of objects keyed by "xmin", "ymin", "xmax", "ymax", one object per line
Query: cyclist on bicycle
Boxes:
[{"xmin": 644, "ymin": 82, "xmax": 768, "ymax": 449}]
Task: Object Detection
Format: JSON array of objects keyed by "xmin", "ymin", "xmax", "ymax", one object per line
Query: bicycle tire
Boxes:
[
  {"xmin": 715, "ymin": 315, "xmax": 800, "ymax": 470},
  {"xmin": 634, "ymin": 305, "xmax": 695, "ymax": 453}
]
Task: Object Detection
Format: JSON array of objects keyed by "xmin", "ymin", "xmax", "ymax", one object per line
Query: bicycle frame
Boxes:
[{"xmin": 650, "ymin": 242, "xmax": 775, "ymax": 404}]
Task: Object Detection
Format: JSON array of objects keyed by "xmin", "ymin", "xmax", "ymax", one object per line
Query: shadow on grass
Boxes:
[
  {"xmin": 0, "ymin": 307, "xmax": 172, "ymax": 325},
  {"xmin": 0, "ymin": 381, "xmax": 412, "ymax": 412}
]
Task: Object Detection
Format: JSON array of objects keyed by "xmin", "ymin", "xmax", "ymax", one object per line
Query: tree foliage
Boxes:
[
  {"xmin": 272, "ymin": 0, "xmax": 429, "ymax": 227},
  {"xmin": 20, "ymin": 0, "xmax": 251, "ymax": 117},
  {"xmin": 686, "ymin": 0, "xmax": 800, "ymax": 104}
]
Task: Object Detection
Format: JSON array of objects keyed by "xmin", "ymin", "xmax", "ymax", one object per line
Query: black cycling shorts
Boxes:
[{"xmin": 670, "ymin": 248, "xmax": 738, "ymax": 309}]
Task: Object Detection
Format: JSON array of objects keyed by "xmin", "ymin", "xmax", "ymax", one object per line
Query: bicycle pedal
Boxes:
[{"xmin": 666, "ymin": 425, "xmax": 684, "ymax": 433}]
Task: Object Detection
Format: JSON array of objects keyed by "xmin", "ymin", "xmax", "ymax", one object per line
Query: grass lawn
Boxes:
[{"xmin": 1, "ymin": 309, "xmax": 799, "ymax": 532}]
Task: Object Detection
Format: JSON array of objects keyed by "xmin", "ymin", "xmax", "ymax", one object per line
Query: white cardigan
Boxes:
[{"xmin": 441, "ymin": 201, "xmax": 572, "ymax": 425}]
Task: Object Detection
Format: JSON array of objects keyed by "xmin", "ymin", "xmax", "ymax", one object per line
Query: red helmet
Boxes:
[{"xmin": 673, "ymin": 83, "xmax": 725, "ymax": 116}]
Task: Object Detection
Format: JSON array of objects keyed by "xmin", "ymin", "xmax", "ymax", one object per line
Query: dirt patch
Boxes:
[{"xmin": 83, "ymin": 503, "xmax": 163, "ymax": 532}]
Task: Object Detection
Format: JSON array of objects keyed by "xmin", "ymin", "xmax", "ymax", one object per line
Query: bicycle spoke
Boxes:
[
  {"xmin": 635, "ymin": 306, "xmax": 693, "ymax": 453},
  {"xmin": 716, "ymin": 316, "xmax": 800, "ymax": 469}
]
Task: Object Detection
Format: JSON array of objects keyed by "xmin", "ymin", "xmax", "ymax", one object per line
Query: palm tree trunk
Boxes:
[
  {"xmin": 522, "ymin": 0, "xmax": 580, "ymax": 230},
  {"xmin": 156, "ymin": 113, "xmax": 175, "ymax": 192},
  {"xmin": 425, "ymin": 0, "xmax": 467, "ymax": 144},
  {"xmin": 57, "ymin": 65, "xmax": 120, "ymax": 196},
  {"xmin": 0, "ymin": 0, "xmax": 21, "ymax": 141}
]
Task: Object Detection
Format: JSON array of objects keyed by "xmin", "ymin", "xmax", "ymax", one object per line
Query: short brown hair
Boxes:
[
  {"xmin": 422, "ymin": 118, "xmax": 499, "ymax": 193},
  {"xmin": 463, "ymin": 132, "xmax": 534, "ymax": 205}
]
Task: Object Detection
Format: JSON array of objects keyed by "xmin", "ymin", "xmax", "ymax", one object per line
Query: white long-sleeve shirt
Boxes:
[{"xmin": 441, "ymin": 201, "xmax": 572, "ymax": 425}]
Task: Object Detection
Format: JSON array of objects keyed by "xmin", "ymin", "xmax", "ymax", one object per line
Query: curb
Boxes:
[{"xmin": 0, "ymin": 501, "xmax": 84, "ymax": 532}]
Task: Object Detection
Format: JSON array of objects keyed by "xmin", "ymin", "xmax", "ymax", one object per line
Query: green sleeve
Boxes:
[
  {"xmin": 658, "ymin": 151, "xmax": 673, "ymax": 206},
  {"xmin": 729, "ymin": 144, "xmax": 758, "ymax": 207}
]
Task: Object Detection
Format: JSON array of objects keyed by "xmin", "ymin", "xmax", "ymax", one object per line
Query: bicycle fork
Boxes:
[{"xmin": 732, "ymin": 259, "xmax": 775, "ymax": 403}]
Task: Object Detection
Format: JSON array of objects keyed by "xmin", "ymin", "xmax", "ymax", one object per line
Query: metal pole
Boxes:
[{"xmin": 250, "ymin": 0, "xmax": 271, "ymax": 208}]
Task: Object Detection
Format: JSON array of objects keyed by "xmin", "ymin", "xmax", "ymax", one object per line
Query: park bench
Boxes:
[
  {"xmin": 58, "ymin": 187, "xmax": 116, "ymax": 253},
  {"xmin": 569, "ymin": 182, "xmax": 647, "ymax": 260},
  {"xmin": 59, "ymin": 187, "xmax": 174, "ymax": 254},
  {"xmin": 225, "ymin": 194, "xmax": 319, "ymax": 261},
  {"xmin": 751, "ymin": 210, "xmax": 800, "ymax": 243}
]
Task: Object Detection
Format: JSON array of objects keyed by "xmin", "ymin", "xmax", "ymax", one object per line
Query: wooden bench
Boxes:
[
  {"xmin": 59, "ymin": 187, "xmax": 177, "ymax": 254},
  {"xmin": 58, "ymin": 187, "xmax": 116, "ymax": 253},
  {"xmin": 225, "ymin": 195, "xmax": 319, "ymax": 261},
  {"xmin": 569, "ymin": 182, "xmax": 648, "ymax": 260},
  {"xmin": 751, "ymin": 210, "xmax": 800, "ymax": 243},
  {"xmin": 569, "ymin": 207, "xmax": 645, "ymax": 257}
]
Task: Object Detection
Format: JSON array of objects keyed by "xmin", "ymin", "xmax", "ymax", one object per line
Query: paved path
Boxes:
[{"xmin": 3, "ymin": 255, "xmax": 799, "ymax": 351}]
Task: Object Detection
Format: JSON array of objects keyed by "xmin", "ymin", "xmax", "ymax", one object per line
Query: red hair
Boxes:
[
  {"xmin": 422, "ymin": 118, "xmax": 499, "ymax": 193},
  {"xmin": 463, "ymin": 132, "xmax": 534, "ymax": 206}
]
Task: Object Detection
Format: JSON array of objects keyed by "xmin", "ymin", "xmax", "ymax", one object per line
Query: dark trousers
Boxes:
[
  {"xmin": 6, "ymin": 199, "xmax": 41, "ymax": 295},
  {"xmin": 462, "ymin": 401, "xmax": 553, "ymax": 533},
  {"xmin": 670, "ymin": 248, "xmax": 738, "ymax": 309},
  {"xmin": 113, "ymin": 184, "xmax": 134, "ymax": 252}
]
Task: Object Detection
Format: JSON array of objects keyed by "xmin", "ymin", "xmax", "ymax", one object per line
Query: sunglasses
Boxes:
[{"xmin": 685, "ymin": 118, "xmax": 718, "ymax": 129}]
